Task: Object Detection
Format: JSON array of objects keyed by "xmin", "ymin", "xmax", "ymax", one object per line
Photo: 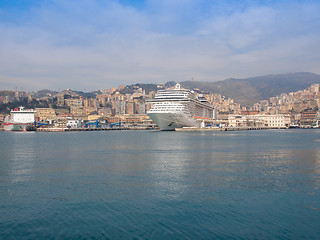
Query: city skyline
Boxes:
[{"xmin": 1, "ymin": 0, "xmax": 320, "ymax": 91}]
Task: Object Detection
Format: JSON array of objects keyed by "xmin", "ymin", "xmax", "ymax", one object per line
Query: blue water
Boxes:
[{"xmin": 0, "ymin": 129, "xmax": 320, "ymax": 239}]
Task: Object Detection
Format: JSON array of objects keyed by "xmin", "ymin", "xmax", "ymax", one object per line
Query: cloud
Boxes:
[{"xmin": 0, "ymin": 0, "xmax": 320, "ymax": 91}]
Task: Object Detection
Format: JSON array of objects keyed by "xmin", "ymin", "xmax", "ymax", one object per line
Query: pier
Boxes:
[
  {"xmin": 36, "ymin": 126, "xmax": 155, "ymax": 132},
  {"xmin": 175, "ymin": 126, "xmax": 270, "ymax": 132}
]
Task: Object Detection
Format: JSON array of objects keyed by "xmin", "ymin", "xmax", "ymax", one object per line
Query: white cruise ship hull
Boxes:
[
  {"xmin": 4, "ymin": 122, "xmax": 36, "ymax": 131},
  {"xmin": 147, "ymin": 83, "xmax": 215, "ymax": 131},
  {"xmin": 148, "ymin": 112, "xmax": 199, "ymax": 131}
]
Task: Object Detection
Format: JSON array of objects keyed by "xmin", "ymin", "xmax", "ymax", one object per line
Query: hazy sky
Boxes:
[{"xmin": 0, "ymin": 0, "xmax": 320, "ymax": 91}]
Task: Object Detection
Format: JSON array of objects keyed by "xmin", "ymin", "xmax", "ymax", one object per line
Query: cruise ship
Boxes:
[
  {"xmin": 147, "ymin": 83, "xmax": 216, "ymax": 130},
  {"xmin": 4, "ymin": 107, "xmax": 36, "ymax": 131}
]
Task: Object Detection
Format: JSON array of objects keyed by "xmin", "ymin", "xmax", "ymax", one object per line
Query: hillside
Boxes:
[
  {"xmin": 0, "ymin": 90, "xmax": 15, "ymax": 97},
  {"xmin": 30, "ymin": 89, "xmax": 58, "ymax": 98},
  {"xmin": 181, "ymin": 72, "xmax": 320, "ymax": 106}
]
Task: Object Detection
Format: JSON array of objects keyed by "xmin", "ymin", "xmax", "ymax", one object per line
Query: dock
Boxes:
[
  {"xmin": 175, "ymin": 126, "xmax": 268, "ymax": 132},
  {"xmin": 36, "ymin": 126, "xmax": 155, "ymax": 132}
]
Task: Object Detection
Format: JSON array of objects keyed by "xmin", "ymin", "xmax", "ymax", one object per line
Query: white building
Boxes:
[
  {"xmin": 66, "ymin": 119, "xmax": 82, "ymax": 129},
  {"xmin": 228, "ymin": 115, "xmax": 264, "ymax": 128},
  {"xmin": 227, "ymin": 114, "xmax": 291, "ymax": 128},
  {"xmin": 228, "ymin": 115, "xmax": 248, "ymax": 127},
  {"xmin": 256, "ymin": 114, "xmax": 291, "ymax": 128}
]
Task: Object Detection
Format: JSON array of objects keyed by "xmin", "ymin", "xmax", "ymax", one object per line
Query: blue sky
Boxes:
[{"xmin": 0, "ymin": 0, "xmax": 320, "ymax": 91}]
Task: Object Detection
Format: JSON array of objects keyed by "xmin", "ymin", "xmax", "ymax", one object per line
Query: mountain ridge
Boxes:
[
  {"xmin": 180, "ymin": 72, "xmax": 320, "ymax": 106},
  {"xmin": 3, "ymin": 72, "xmax": 320, "ymax": 107}
]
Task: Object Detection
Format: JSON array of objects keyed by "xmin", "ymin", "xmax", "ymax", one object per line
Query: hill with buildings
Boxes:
[
  {"xmin": 1, "ymin": 73, "xmax": 319, "ymax": 128},
  {"xmin": 181, "ymin": 72, "xmax": 320, "ymax": 106}
]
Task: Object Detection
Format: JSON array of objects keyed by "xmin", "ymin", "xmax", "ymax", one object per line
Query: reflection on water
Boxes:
[
  {"xmin": 0, "ymin": 130, "xmax": 320, "ymax": 239},
  {"xmin": 8, "ymin": 133, "xmax": 36, "ymax": 183}
]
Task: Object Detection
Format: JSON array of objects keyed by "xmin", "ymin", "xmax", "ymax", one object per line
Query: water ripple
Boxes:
[{"xmin": 1, "ymin": 130, "xmax": 320, "ymax": 239}]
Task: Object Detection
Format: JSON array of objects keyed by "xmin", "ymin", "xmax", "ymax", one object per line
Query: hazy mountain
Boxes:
[
  {"xmin": 181, "ymin": 72, "xmax": 320, "ymax": 106},
  {"xmin": 4, "ymin": 72, "xmax": 319, "ymax": 108},
  {"xmin": 0, "ymin": 90, "xmax": 15, "ymax": 97},
  {"xmin": 30, "ymin": 89, "xmax": 58, "ymax": 98}
]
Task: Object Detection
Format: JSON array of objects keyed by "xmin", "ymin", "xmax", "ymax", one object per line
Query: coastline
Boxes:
[{"xmin": 1, "ymin": 126, "xmax": 318, "ymax": 132}]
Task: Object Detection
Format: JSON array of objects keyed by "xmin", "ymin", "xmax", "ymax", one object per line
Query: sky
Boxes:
[{"xmin": 0, "ymin": 0, "xmax": 320, "ymax": 91}]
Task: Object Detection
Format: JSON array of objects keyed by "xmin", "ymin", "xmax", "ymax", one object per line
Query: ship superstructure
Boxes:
[
  {"xmin": 4, "ymin": 107, "xmax": 36, "ymax": 131},
  {"xmin": 147, "ymin": 83, "xmax": 216, "ymax": 130}
]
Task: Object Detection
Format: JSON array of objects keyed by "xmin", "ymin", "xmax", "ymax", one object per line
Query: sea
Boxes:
[{"xmin": 0, "ymin": 129, "xmax": 319, "ymax": 239}]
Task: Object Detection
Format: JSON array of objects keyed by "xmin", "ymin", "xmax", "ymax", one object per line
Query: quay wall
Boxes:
[
  {"xmin": 176, "ymin": 127, "xmax": 275, "ymax": 132},
  {"xmin": 36, "ymin": 127, "xmax": 156, "ymax": 132}
]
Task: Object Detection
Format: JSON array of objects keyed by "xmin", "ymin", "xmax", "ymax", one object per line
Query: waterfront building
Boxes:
[
  {"xmin": 35, "ymin": 108, "xmax": 56, "ymax": 122},
  {"xmin": 228, "ymin": 115, "xmax": 248, "ymax": 128},
  {"xmin": 122, "ymin": 114, "xmax": 156, "ymax": 128},
  {"xmin": 226, "ymin": 114, "xmax": 292, "ymax": 128},
  {"xmin": 228, "ymin": 115, "xmax": 264, "ymax": 128},
  {"xmin": 106, "ymin": 116, "xmax": 122, "ymax": 123},
  {"xmin": 300, "ymin": 110, "xmax": 318, "ymax": 127},
  {"xmin": 256, "ymin": 114, "xmax": 291, "ymax": 128},
  {"xmin": 66, "ymin": 119, "xmax": 82, "ymax": 129},
  {"xmin": 87, "ymin": 114, "xmax": 103, "ymax": 121}
]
